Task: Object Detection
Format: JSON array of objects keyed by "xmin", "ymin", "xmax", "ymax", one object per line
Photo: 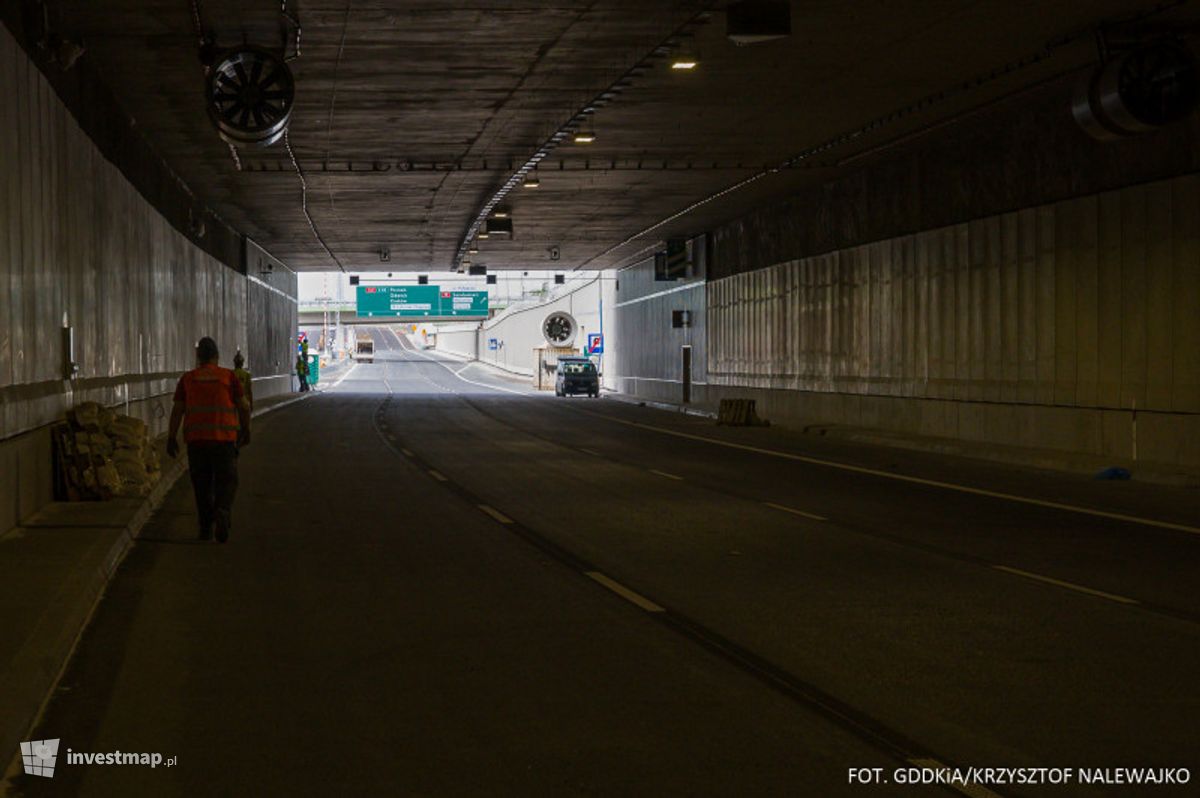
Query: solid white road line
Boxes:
[
  {"xmin": 906, "ymin": 759, "xmax": 1003, "ymax": 798},
  {"xmin": 585, "ymin": 572, "xmax": 666, "ymax": 613},
  {"xmin": 479, "ymin": 504, "xmax": 514, "ymax": 524},
  {"xmin": 400, "ymin": 448, "xmax": 415, "ymax": 457},
  {"xmin": 578, "ymin": 448, "xmax": 601, "ymax": 457},
  {"xmin": 764, "ymin": 502, "xmax": 827, "ymax": 521},
  {"xmin": 428, "ymin": 470, "xmax": 449, "ymax": 482},
  {"xmin": 992, "ymin": 565, "xmax": 1140, "ymax": 605},
  {"xmin": 328, "ymin": 362, "xmax": 359, "ymax": 389},
  {"xmin": 649, "ymin": 469, "xmax": 683, "ymax": 481},
  {"xmin": 405, "ymin": 347, "xmax": 531, "ymax": 396},
  {"xmin": 577, "ymin": 411, "xmax": 1200, "ymax": 536}
]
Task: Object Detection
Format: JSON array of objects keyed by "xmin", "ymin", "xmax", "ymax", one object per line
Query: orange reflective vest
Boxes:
[{"xmin": 181, "ymin": 365, "xmax": 241, "ymax": 443}]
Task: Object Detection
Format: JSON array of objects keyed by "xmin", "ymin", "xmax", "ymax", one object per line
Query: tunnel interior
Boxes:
[{"xmin": 1, "ymin": 1, "xmax": 1199, "ymax": 795}]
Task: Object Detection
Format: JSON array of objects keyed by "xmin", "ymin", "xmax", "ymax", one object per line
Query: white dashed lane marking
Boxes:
[
  {"xmin": 764, "ymin": 502, "xmax": 827, "ymax": 522},
  {"xmin": 585, "ymin": 572, "xmax": 666, "ymax": 613},
  {"xmin": 479, "ymin": 504, "xmax": 514, "ymax": 524},
  {"xmin": 992, "ymin": 565, "xmax": 1139, "ymax": 605},
  {"xmin": 577, "ymin": 411, "xmax": 1200, "ymax": 536}
]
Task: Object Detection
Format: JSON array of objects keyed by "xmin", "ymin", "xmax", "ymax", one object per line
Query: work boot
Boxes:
[
  {"xmin": 215, "ymin": 517, "xmax": 230, "ymax": 544},
  {"xmin": 198, "ymin": 525, "xmax": 212, "ymax": 542}
]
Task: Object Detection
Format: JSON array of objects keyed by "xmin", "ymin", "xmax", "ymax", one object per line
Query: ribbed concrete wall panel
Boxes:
[
  {"xmin": 0, "ymin": 25, "xmax": 295, "ymax": 526},
  {"xmin": 610, "ymin": 255, "xmax": 706, "ymax": 403},
  {"xmin": 1173, "ymin": 177, "xmax": 1200, "ymax": 411},
  {"xmin": 707, "ymin": 173, "xmax": 1200, "ymax": 421}
]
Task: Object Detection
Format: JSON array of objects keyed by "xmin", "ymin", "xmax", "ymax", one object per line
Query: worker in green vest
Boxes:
[
  {"xmin": 232, "ymin": 351, "xmax": 253, "ymax": 411},
  {"xmin": 296, "ymin": 352, "xmax": 310, "ymax": 392}
]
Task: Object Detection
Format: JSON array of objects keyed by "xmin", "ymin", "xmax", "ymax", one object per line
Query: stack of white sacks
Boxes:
[{"xmin": 68, "ymin": 402, "xmax": 162, "ymax": 498}]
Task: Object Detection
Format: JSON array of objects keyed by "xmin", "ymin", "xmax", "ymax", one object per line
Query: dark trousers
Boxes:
[{"xmin": 187, "ymin": 442, "xmax": 239, "ymax": 532}]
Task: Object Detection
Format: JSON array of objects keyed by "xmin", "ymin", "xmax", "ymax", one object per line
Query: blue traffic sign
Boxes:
[{"xmin": 586, "ymin": 333, "xmax": 604, "ymax": 354}]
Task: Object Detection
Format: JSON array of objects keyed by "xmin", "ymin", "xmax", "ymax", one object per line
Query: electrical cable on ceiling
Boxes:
[
  {"xmin": 189, "ymin": 0, "xmax": 204, "ymax": 44},
  {"xmin": 274, "ymin": 1, "xmax": 338, "ymax": 268},
  {"xmin": 281, "ymin": 0, "xmax": 301, "ymax": 61},
  {"xmin": 286, "ymin": 130, "xmax": 346, "ymax": 272},
  {"xmin": 322, "ymin": 0, "xmax": 352, "ymax": 221},
  {"xmin": 226, "ymin": 142, "xmax": 242, "ymax": 172}
]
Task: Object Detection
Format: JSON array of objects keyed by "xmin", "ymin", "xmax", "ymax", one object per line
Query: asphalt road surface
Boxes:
[{"xmin": 9, "ymin": 326, "xmax": 1199, "ymax": 797}]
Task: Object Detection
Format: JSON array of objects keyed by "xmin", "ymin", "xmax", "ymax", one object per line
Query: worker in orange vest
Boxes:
[{"xmin": 166, "ymin": 337, "xmax": 252, "ymax": 543}]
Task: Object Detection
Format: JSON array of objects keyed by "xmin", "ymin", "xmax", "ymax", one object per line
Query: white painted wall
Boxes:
[
  {"xmin": 435, "ymin": 277, "xmax": 615, "ymax": 385},
  {"xmin": 434, "ymin": 323, "xmax": 478, "ymax": 360}
]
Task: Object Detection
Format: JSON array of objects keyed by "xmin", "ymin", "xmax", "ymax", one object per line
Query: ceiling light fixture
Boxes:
[
  {"xmin": 726, "ymin": 0, "xmax": 791, "ymax": 45},
  {"xmin": 493, "ymin": 208, "xmax": 510, "ymax": 218},
  {"xmin": 468, "ymin": 246, "xmax": 479, "ymax": 254},
  {"xmin": 573, "ymin": 119, "xmax": 596, "ymax": 144},
  {"xmin": 477, "ymin": 231, "xmax": 490, "ymax": 240},
  {"xmin": 523, "ymin": 174, "xmax": 540, "ymax": 188},
  {"xmin": 671, "ymin": 58, "xmax": 698, "ymax": 70},
  {"xmin": 486, "ymin": 217, "xmax": 514, "ymax": 237}
]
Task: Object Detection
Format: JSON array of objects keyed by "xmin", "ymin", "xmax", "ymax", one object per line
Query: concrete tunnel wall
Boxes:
[
  {"xmin": 703, "ymin": 172, "xmax": 1200, "ymax": 472},
  {"xmin": 0, "ymin": 25, "xmax": 298, "ymax": 531},
  {"xmin": 607, "ymin": 252, "xmax": 708, "ymax": 402},
  {"xmin": 610, "ymin": 72, "xmax": 1199, "ymax": 475}
]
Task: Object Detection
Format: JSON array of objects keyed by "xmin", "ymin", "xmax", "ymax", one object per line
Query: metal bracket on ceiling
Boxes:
[{"xmin": 280, "ymin": 0, "xmax": 301, "ymax": 61}]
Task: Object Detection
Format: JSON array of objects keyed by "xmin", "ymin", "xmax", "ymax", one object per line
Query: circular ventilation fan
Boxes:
[
  {"xmin": 1073, "ymin": 40, "xmax": 1198, "ymax": 141},
  {"xmin": 206, "ymin": 47, "xmax": 294, "ymax": 147},
  {"xmin": 543, "ymin": 311, "xmax": 578, "ymax": 348}
]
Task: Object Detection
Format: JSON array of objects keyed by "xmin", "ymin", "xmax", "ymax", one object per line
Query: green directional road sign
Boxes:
[
  {"xmin": 440, "ymin": 289, "xmax": 489, "ymax": 317},
  {"xmin": 356, "ymin": 285, "xmax": 488, "ymax": 318}
]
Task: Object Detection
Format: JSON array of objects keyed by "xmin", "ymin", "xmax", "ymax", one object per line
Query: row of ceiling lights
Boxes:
[
  {"xmin": 452, "ymin": 6, "xmax": 730, "ymax": 271},
  {"xmin": 565, "ymin": 50, "xmax": 698, "ymax": 147},
  {"xmin": 454, "ymin": 0, "xmax": 795, "ymax": 271},
  {"xmin": 460, "ymin": 47, "xmax": 700, "ymax": 270}
]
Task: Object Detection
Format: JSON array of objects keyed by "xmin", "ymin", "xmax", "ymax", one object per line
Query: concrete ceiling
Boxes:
[{"xmin": 49, "ymin": 0, "xmax": 1196, "ymax": 271}]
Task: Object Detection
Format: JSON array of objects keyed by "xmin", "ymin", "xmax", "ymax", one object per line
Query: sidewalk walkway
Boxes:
[{"xmin": 0, "ymin": 391, "xmax": 310, "ymax": 767}]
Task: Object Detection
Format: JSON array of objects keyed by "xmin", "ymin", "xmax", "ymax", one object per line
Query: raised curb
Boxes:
[
  {"xmin": 1, "ymin": 391, "xmax": 312, "ymax": 784},
  {"xmin": 595, "ymin": 391, "xmax": 1198, "ymax": 487}
]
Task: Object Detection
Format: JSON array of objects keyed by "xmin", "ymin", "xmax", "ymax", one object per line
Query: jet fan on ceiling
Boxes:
[{"xmin": 204, "ymin": 45, "xmax": 294, "ymax": 148}]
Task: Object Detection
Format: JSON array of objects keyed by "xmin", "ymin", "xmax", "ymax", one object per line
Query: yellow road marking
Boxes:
[
  {"xmin": 992, "ymin": 566, "xmax": 1139, "ymax": 605},
  {"xmin": 585, "ymin": 572, "xmax": 666, "ymax": 613}
]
